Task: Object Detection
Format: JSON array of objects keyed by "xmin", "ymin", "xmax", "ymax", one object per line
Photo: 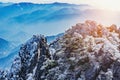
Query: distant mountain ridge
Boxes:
[
  {"xmin": 0, "ymin": 44, "xmax": 20, "ymax": 70},
  {"xmin": 0, "ymin": 2, "xmax": 119, "ymax": 41},
  {"xmin": 0, "ymin": 2, "xmax": 90, "ymax": 39},
  {"xmin": 0, "ymin": 38, "xmax": 15, "ymax": 58},
  {"xmin": 0, "ymin": 38, "xmax": 13, "ymax": 51},
  {"xmin": 46, "ymin": 33, "xmax": 64, "ymax": 43}
]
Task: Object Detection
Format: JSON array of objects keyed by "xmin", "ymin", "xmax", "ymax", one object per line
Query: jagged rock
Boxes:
[
  {"xmin": 85, "ymin": 65, "xmax": 100, "ymax": 80},
  {"xmin": 8, "ymin": 35, "xmax": 50, "ymax": 80},
  {"xmin": 1, "ymin": 21, "xmax": 120, "ymax": 80},
  {"xmin": 112, "ymin": 59, "xmax": 120, "ymax": 80},
  {"xmin": 0, "ymin": 70, "xmax": 8, "ymax": 80},
  {"xmin": 97, "ymin": 69, "xmax": 113, "ymax": 80},
  {"xmin": 101, "ymin": 52, "xmax": 115, "ymax": 71}
]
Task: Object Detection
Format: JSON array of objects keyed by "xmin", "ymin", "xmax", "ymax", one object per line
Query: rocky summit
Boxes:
[{"xmin": 0, "ymin": 20, "xmax": 120, "ymax": 80}]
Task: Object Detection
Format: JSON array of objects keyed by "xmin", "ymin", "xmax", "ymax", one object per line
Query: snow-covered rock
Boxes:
[
  {"xmin": 0, "ymin": 21, "xmax": 120, "ymax": 80},
  {"xmin": 48, "ymin": 20, "xmax": 120, "ymax": 80}
]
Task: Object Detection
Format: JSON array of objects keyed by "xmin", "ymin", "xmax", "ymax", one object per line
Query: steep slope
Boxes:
[
  {"xmin": 0, "ymin": 21, "xmax": 120, "ymax": 80},
  {"xmin": 48, "ymin": 20, "xmax": 120, "ymax": 80},
  {"xmin": 0, "ymin": 33, "xmax": 62, "ymax": 70},
  {"xmin": 0, "ymin": 35, "xmax": 51, "ymax": 80}
]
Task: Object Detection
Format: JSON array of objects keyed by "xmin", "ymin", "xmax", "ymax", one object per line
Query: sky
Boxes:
[{"xmin": 0, "ymin": 0, "xmax": 120, "ymax": 11}]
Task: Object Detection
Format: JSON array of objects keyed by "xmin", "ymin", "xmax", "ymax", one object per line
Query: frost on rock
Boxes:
[
  {"xmin": 1, "ymin": 34, "xmax": 51, "ymax": 80},
  {"xmin": 48, "ymin": 20, "xmax": 120, "ymax": 80},
  {"xmin": 0, "ymin": 21, "xmax": 120, "ymax": 80}
]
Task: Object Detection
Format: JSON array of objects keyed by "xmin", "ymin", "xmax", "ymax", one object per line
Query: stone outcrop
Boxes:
[{"xmin": 0, "ymin": 20, "xmax": 120, "ymax": 80}]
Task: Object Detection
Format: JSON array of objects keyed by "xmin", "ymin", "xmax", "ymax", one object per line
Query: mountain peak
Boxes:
[
  {"xmin": 0, "ymin": 21, "xmax": 120, "ymax": 80},
  {"xmin": 66, "ymin": 20, "xmax": 119, "ymax": 37},
  {"xmin": 53, "ymin": 2, "xmax": 68, "ymax": 4},
  {"xmin": 9, "ymin": 34, "xmax": 50, "ymax": 79},
  {"xmin": 51, "ymin": 2, "xmax": 77, "ymax": 6},
  {"xmin": 48, "ymin": 20, "xmax": 120, "ymax": 80}
]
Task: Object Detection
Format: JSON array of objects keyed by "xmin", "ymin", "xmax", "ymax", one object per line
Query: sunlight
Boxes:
[{"xmin": 91, "ymin": 0, "xmax": 120, "ymax": 11}]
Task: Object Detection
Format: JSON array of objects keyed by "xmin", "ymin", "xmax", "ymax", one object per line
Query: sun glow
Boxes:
[
  {"xmin": 90, "ymin": 0, "xmax": 120, "ymax": 11},
  {"xmin": 59, "ymin": 0, "xmax": 120, "ymax": 11}
]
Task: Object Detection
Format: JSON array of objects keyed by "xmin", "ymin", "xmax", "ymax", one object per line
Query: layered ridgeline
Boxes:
[{"xmin": 0, "ymin": 21, "xmax": 120, "ymax": 80}]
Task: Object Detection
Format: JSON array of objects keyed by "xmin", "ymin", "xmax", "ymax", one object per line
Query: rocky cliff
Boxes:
[{"xmin": 0, "ymin": 20, "xmax": 120, "ymax": 80}]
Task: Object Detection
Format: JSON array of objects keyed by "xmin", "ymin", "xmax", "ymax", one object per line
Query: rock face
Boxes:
[
  {"xmin": 0, "ymin": 35, "xmax": 51, "ymax": 80},
  {"xmin": 112, "ymin": 59, "xmax": 120, "ymax": 80},
  {"xmin": 0, "ymin": 20, "xmax": 120, "ymax": 80}
]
